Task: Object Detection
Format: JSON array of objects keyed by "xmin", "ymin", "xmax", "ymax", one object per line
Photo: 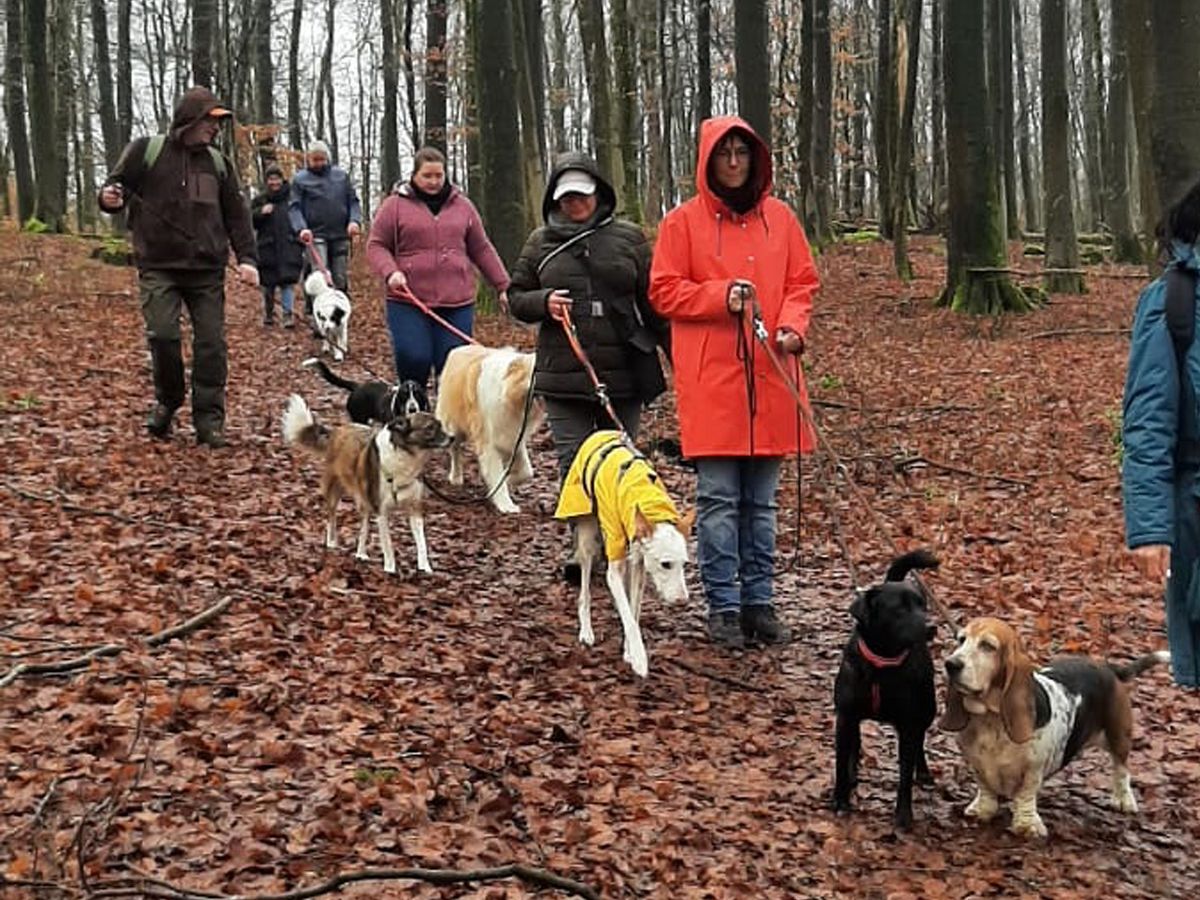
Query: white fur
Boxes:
[
  {"xmin": 574, "ymin": 517, "xmax": 689, "ymax": 678},
  {"xmin": 305, "ymin": 271, "xmax": 352, "ymax": 362},
  {"xmin": 281, "ymin": 393, "xmax": 314, "ymax": 445}
]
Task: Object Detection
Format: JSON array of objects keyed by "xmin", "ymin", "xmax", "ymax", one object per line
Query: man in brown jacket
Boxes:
[{"xmin": 98, "ymin": 86, "xmax": 259, "ymax": 448}]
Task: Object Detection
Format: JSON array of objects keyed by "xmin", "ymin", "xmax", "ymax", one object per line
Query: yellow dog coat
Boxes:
[{"xmin": 554, "ymin": 430, "xmax": 680, "ymax": 561}]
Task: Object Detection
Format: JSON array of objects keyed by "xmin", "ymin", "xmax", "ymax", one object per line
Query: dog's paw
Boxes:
[
  {"xmin": 354, "ymin": 551, "xmax": 369, "ymax": 562},
  {"xmin": 1112, "ymin": 786, "xmax": 1139, "ymax": 814},
  {"xmin": 892, "ymin": 806, "xmax": 914, "ymax": 832},
  {"xmin": 832, "ymin": 796, "xmax": 853, "ymax": 816},
  {"xmin": 325, "ymin": 537, "xmax": 338, "ymax": 550},
  {"xmin": 627, "ymin": 646, "xmax": 649, "ymax": 678},
  {"xmin": 383, "ymin": 561, "xmax": 397, "ymax": 575},
  {"xmin": 965, "ymin": 791, "xmax": 1000, "ymax": 821},
  {"xmin": 1009, "ymin": 813, "xmax": 1048, "ymax": 840},
  {"xmin": 418, "ymin": 561, "xmax": 433, "ymax": 575},
  {"xmin": 493, "ymin": 502, "xmax": 520, "ymax": 515},
  {"xmin": 578, "ymin": 626, "xmax": 595, "ymax": 646}
]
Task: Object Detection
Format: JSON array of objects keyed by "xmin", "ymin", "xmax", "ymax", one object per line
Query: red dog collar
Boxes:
[{"xmin": 857, "ymin": 638, "xmax": 909, "ymax": 716}]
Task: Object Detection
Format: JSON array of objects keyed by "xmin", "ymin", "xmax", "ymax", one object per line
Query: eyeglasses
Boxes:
[{"xmin": 715, "ymin": 146, "xmax": 751, "ymax": 162}]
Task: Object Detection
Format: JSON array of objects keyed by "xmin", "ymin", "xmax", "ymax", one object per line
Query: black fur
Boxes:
[
  {"xmin": 304, "ymin": 358, "xmax": 428, "ymax": 426},
  {"xmin": 833, "ymin": 549, "xmax": 940, "ymax": 830}
]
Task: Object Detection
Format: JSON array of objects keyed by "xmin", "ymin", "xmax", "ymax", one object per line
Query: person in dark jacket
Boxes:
[
  {"xmin": 289, "ymin": 140, "xmax": 362, "ymax": 306},
  {"xmin": 98, "ymin": 86, "xmax": 258, "ymax": 448},
  {"xmin": 1123, "ymin": 177, "xmax": 1200, "ymax": 688},
  {"xmin": 252, "ymin": 165, "xmax": 304, "ymax": 328},
  {"xmin": 509, "ymin": 153, "xmax": 669, "ymax": 475}
]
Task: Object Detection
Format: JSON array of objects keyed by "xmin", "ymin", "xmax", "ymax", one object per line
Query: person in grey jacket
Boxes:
[{"xmin": 288, "ymin": 140, "xmax": 362, "ymax": 305}]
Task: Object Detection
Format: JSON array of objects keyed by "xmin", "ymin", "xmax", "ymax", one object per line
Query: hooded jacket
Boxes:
[
  {"xmin": 649, "ymin": 116, "xmax": 819, "ymax": 457},
  {"xmin": 287, "ymin": 162, "xmax": 362, "ymax": 240},
  {"xmin": 508, "ymin": 153, "xmax": 669, "ymax": 402},
  {"xmin": 100, "ymin": 87, "xmax": 256, "ymax": 272},
  {"xmin": 366, "ymin": 181, "xmax": 510, "ymax": 308},
  {"xmin": 252, "ymin": 178, "xmax": 304, "ymax": 286}
]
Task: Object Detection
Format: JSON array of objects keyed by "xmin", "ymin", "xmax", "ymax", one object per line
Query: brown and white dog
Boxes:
[
  {"xmin": 435, "ymin": 344, "xmax": 543, "ymax": 514},
  {"xmin": 282, "ymin": 394, "xmax": 451, "ymax": 575},
  {"xmin": 941, "ymin": 617, "xmax": 1169, "ymax": 838}
]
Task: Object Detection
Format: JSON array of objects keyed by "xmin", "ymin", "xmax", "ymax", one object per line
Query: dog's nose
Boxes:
[{"xmin": 944, "ymin": 657, "xmax": 964, "ymax": 677}]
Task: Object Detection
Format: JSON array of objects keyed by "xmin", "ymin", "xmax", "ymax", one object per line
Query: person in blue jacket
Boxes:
[
  {"xmin": 288, "ymin": 140, "xmax": 362, "ymax": 309},
  {"xmin": 1123, "ymin": 178, "xmax": 1200, "ymax": 688}
]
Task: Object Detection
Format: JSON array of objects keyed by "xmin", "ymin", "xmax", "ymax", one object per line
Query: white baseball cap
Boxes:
[{"xmin": 552, "ymin": 170, "xmax": 597, "ymax": 201}]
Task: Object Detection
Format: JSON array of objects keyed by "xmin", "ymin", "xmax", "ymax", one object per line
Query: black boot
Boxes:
[
  {"xmin": 706, "ymin": 611, "xmax": 746, "ymax": 649},
  {"xmin": 741, "ymin": 605, "xmax": 792, "ymax": 645},
  {"xmin": 147, "ymin": 339, "xmax": 185, "ymax": 440},
  {"xmin": 146, "ymin": 403, "xmax": 175, "ymax": 439}
]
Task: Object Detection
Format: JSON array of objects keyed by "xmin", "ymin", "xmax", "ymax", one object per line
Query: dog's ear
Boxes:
[
  {"xmin": 675, "ymin": 506, "xmax": 696, "ymax": 539},
  {"xmin": 849, "ymin": 589, "xmax": 872, "ymax": 627},
  {"xmin": 997, "ymin": 640, "xmax": 1037, "ymax": 744},
  {"xmin": 939, "ymin": 686, "xmax": 969, "ymax": 732},
  {"xmin": 634, "ymin": 508, "xmax": 654, "ymax": 540}
]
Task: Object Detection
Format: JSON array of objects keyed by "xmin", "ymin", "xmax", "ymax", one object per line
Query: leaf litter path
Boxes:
[{"xmin": 0, "ymin": 230, "xmax": 1197, "ymax": 899}]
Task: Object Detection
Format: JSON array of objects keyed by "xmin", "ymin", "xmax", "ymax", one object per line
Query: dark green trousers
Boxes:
[{"xmin": 140, "ymin": 269, "xmax": 227, "ymax": 432}]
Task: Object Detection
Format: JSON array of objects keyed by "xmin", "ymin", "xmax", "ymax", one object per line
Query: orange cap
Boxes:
[{"xmin": 208, "ymin": 106, "xmax": 233, "ymax": 118}]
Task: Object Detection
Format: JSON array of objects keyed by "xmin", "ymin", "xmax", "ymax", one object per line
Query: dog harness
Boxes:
[
  {"xmin": 857, "ymin": 637, "xmax": 910, "ymax": 716},
  {"xmin": 555, "ymin": 430, "xmax": 679, "ymax": 561}
]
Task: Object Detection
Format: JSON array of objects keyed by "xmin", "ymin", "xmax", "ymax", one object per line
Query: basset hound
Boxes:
[{"xmin": 941, "ymin": 617, "xmax": 1169, "ymax": 838}]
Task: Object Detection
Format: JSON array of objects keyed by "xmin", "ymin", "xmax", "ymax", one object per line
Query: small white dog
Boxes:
[
  {"xmin": 555, "ymin": 430, "xmax": 693, "ymax": 677},
  {"xmin": 435, "ymin": 344, "xmax": 543, "ymax": 514},
  {"xmin": 305, "ymin": 271, "xmax": 352, "ymax": 361}
]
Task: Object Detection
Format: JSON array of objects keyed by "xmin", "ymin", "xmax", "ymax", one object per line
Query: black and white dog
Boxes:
[
  {"xmin": 303, "ymin": 358, "xmax": 428, "ymax": 426},
  {"xmin": 833, "ymin": 549, "xmax": 940, "ymax": 830},
  {"xmin": 304, "ymin": 272, "xmax": 352, "ymax": 361}
]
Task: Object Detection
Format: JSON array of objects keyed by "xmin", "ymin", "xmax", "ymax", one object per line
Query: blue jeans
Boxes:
[
  {"xmin": 695, "ymin": 457, "xmax": 783, "ymax": 614},
  {"xmin": 262, "ymin": 284, "xmax": 294, "ymax": 317},
  {"xmin": 385, "ymin": 301, "xmax": 474, "ymax": 384}
]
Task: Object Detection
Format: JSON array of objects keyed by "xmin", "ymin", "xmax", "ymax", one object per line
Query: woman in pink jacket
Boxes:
[{"xmin": 367, "ymin": 147, "xmax": 510, "ymax": 383}]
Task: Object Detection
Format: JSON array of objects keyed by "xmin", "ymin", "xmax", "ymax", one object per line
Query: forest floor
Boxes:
[{"xmin": 1, "ymin": 229, "xmax": 1197, "ymax": 899}]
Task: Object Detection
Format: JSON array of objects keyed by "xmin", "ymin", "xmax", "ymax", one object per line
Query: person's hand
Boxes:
[
  {"xmin": 347, "ymin": 222, "xmax": 361, "ymax": 238},
  {"xmin": 261, "ymin": 202, "xmax": 274, "ymax": 215},
  {"xmin": 777, "ymin": 328, "xmax": 804, "ymax": 354},
  {"xmin": 237, "ymin": 263, "xmax": 260, "ymax": 287},
  {"xmin": 498, "ymin": 289, "xmax": 510, "ymax": 314},
  {"xmin": 727, "ymin": 279, "xmax": 756, "ymax": 314},
  {"xmin": 299, "ymin": 228, "xmax": 313, "ymax": 244},
  {"xmin": 99, "ymin": 184, "xmax": 124, "ymax": 211},
  {"xmin": 1131, "ymin": 544, "xmax": 1171, "ymax": 582},
  {"xmin": 386, "ymin": 271, "xmax": 408, "ymax": 294},
  {"xmin": 547, "ymin": 289, "xmax": 571, "ymax": 322}
]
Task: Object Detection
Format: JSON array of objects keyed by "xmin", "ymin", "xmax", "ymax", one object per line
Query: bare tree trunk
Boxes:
[
  {"xmin": 324, "ymin": 0, "xmax": 337, "ymax": 161},
  {"xmin": 288, "ymin": 0, "xmax": 302, "ymax": 147},
  {"xmin": 578, "ymin": 0, "xmax": 615, "ymax": 184},
  {"xmin": 1105, "ymin": 0, "xmax": 1140, "ymax": 263},
  {"xmin": 548, "ymin": 0, "xmax": 567, "ymax": 154},
  {"xmin": 424, "ymin": 0, "xmax": 448, "ymax": 152},
  {"xmin": 74, "ymin": 10, "xmax": 96, "ymax": 231},
  {"xmin": 1149, "ymin": 1, "xmax": 1200, "ymax": 215},
  {"xmin": 638, "ymin": 0, "xmax": 663, "ymax": 224},
  {"xmin": 876, "ymin": 0, "xmax": 895, "ymax": 237},
  {"xmin": 90, "ymin": 0, "xmax": 120, "ymax": 168},
  {"xmin": 5, "ymin": 0, "xmax": 35, "ymax": 222},
  {"xmin": 696, "ymin": 0, "xmax": 711, "ymax": 126},
  {"xmin": 192, "ymin": 0, "xmax": 216, "ymax": 87},
  {"xmin": 253, "ymin": 0, "xmax": 272, "ymax": 122},
  {"xmin": 812, "ymin": 0, "xmax": 833, "ymax": 241},
  {"xmin": 1079, "ymin": 0, "xmax": 1106, "ymax": 231},
  {"xmin": 53, "ymin": 0, "xmax": 72, "ymax": 223},
  {"xmin": 992, "ymin": 0, "xmax": 1018, "ymax": 237},
  {"xmin": 519, "ymin": 0, "xmax": 545, "ymax": 166},
  {"xmin": 658, "ymin": 0, "xmax": 674, "ymax": 207},
  {"xmin": 380, "ymin": 0, "xmax": 400, "ymax": 185},
  {"xmin": 941, "ymin": 0, "xmax": 1031, "ymax": 311},
  {"xmin": 891, "ymin": 0, "xmax": 922, "ymax": 280},
  {"xmin": 401, "ymin": 0, "xmax": 419, "ymax": 148},
  {"xmin": 117, "ymin": 0, "xmax": 131, "ymax": 144},
  {"xmin": 1125, "ymin": 0, "xmax": 1156, "ymax": 240},
  {"xmin": 477, "ymin": 0, "xmax": 525, "ymax": 266},
  {"xmin": 512, "ymin": 0, "xmax": 543, "ymax": 230},
  {"xmin": 1012, "ymin": 0, "xmax": 1037, "ymax": 231},
  {"xmin": 27, "ymin": 0, "xmax": 65, "ymax": 230},
  {"xmin": 1041, "ymin": 0, "xmax": 1082, "ymax": 294},
  {"xmin": 929, "ymin": 0, "xmax": 944, "ymax": 227},
  {"xmin": 734, "ymin": 0, "xmax": 770, "ymax": 142},
  {"xmin": 464, "ymin": 0, "xmax": 483, "ymax": 197},
  {"xmin": 611, "ymin": 0, "xmax": 640, "ymax": 220}
]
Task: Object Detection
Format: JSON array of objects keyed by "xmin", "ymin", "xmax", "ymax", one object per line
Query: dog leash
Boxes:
[
  {"xmin": 392, "ymin": 284, "xmax": 482, "ymax": 347},
  {"xmin": 302, "ymin": 238, "xmax": 336, "ymax": 288},
  {"xmin": 555, "ymin": 306, "xmax": 633, "ymax": 442},
  {"xmin": 742, "ymin": 301, "xmax": 959, "ymax": 633}
]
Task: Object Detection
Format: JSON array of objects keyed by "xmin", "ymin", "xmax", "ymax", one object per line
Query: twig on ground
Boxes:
[
  {"xmin": 2, "ymin": 480, "xmax": 202, "ymax": 534},
  {"xmin": 894, "ymin": 454, "xmax": 1032, "ymax": 487},
  {"xmin": 1028, "ymin": 327, "xmax": 1131, "ymax": 340},
  {"xmin": 0, "ymin": 596, "xmax": 235, "ymax": 688},
  {"xmin": 660, "ymin": 656, "xmax": 759, "ymax": 692},
  {"xmin": 72, "ymin": 863, "xmax": 602, "ymax": 900},
  {"xmin": 0, "ymin": 775, "xmax": 60, "ymax": 846}
]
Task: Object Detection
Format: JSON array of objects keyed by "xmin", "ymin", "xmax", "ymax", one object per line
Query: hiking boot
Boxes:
[
  {"xmin": 741, "ymin": 605, "xmax": 791, "ymax": 645},
  {"xmin": 196, "ymin": 428, "xmax": 228, "ymax": 449},
  {"xmin": 146, "ymin": 404, "xmax": 175, "ymax": 440},
  {"xmin": 707, "ymin": 611, "xmax": 746, "ymax": 649},
  {"xmin": 282, "ymin": 311, "xmax": 295, "ymax": 329}
]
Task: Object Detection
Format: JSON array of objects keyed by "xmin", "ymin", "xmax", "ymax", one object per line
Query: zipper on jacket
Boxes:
[{"xmin": 715, "ymin": 212, "xmax": 723, "ymax": 257}]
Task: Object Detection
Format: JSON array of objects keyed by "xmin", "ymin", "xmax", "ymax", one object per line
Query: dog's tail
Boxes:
[
  {"xmin": 1109, "ymin": 650, "xmax": 1171, "ymax": 682},
  {"xmin": 885, "ymin": 549, "xmax": 940, "ymax": 582},
  {"xmin": 282, "ymin": 394, "xmax": 329, "ymax": 453},
  {"xmin": 304, "ymin": 270, "xmax": 329, "ymax": 297},
  {"xmin": 302, "ymin": 357, "xmax": 358, "ymax": 393}
]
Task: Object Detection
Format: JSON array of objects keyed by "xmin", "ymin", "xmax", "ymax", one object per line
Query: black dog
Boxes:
[
  {"xmin": 833, "ymin": 549, "xmax": 940, "ymax": 830},
  {"xmin": 303, "ymin": 358, "xmax": 428, "ymax": 425}
]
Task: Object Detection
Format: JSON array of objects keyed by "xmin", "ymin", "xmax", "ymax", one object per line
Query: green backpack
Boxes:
[{"xmin": 142, "ymin": 134, "xmax": 227, "ymax": 179}]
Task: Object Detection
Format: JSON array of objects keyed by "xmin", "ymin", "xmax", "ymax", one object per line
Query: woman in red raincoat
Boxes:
[{"xmin": 649, "ymin": 116, "xmax": 818, "ymax": 649}]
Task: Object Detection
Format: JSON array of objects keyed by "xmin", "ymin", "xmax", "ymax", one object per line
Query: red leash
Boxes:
[
  {"xmin": 555, "ymin": 306, "xmax": 631, "ymax": 439},
  {"xmin": 302, "ymin": 238, "xmax": 335, "ymax": 287},
  {"xmin": 393, "ymin": 284, "xmax": 481, "ymax": 346}
]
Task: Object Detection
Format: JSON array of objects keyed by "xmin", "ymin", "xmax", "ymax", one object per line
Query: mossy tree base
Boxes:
[
  {"xmin": 937, "ymin": 272, "xmax": 1037, "ymax": 314},
  {"xmin": 1043, "ymin": 272, "xmax": 1085, "ymax": 294}
]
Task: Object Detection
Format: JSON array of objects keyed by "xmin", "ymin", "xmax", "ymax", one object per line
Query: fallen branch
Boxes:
[
  {"xmin": 2, "ymin": 481, "xmax": 202, "ymax": 534},
  {"xmin": 0, "ymin": 596, "xmax": 234, "ymax": 688},
  {"xmin": 894, "ymin": 455, "xmax": 1031, "ymax": 488},
  {"xmin": 69, "ymin": 863, "xmax": 602, "ymax": 900},
  {"xmin": 661, "ymin": 656, "xmax": 759, "ymax": 692},
  {"xmin": 1027, "ymin": 327, "xmax": 1131, "ymax": 340}
]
